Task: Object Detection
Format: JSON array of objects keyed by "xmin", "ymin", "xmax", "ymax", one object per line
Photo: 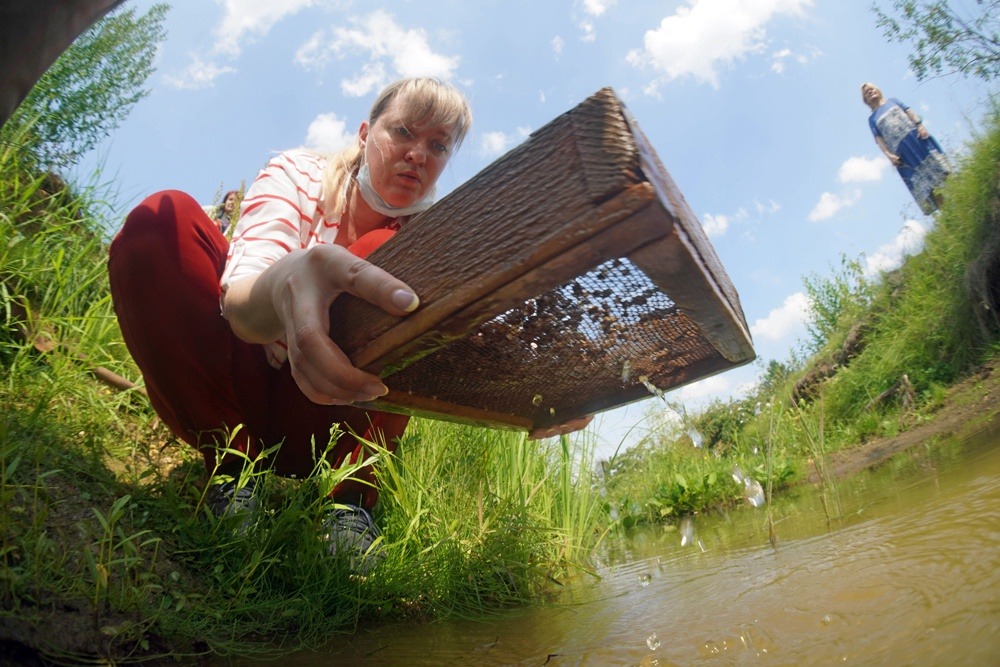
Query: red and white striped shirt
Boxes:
[{"xmin": 220, "ymin": 149, "xmax": 399, "ymax": 368}]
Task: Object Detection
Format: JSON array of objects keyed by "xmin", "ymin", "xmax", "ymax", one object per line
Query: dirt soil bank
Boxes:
[{"xmin": 813, "ymin": 360, "xmax": 1000, "ymax": 483}]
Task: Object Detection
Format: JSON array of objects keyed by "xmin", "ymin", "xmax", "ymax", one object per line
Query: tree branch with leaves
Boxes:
[
  {"xmin": 1, "ymin": 3, "xmax": 168, "ymax": 170},
  {"xmin": 872, "ymin": 0, "xmax": 1000, "ymax": 82}
]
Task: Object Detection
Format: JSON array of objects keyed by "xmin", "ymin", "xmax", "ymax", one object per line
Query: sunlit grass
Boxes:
[
  {"xmin": 602, "ymin": 103, "xmax": 1000, "ymax": 532},
  {"xmin": 0, "ymin": 124, "xmax": 608, "ymax": 662}
]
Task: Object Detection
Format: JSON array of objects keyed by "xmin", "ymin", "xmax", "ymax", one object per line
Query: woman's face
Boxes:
[
  {"xmin": 359, "ymin": 96, "xmax": 454, "ymax": 208},
  {"xmin": 862, "ymin": 84, "xmax": 883, "ymax": 107},
  {"xmin": 223, "ymin": 192, "xmax": 237, "ymax": 214}
]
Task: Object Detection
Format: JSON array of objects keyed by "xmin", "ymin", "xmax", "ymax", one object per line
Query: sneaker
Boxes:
[
  {"xmin": 322, "ymin": 504, "xmax": 385, "ymax": 574},
  {"xmin": 204, "ymin": 474, "xmax": 259, "ymax": 534}
]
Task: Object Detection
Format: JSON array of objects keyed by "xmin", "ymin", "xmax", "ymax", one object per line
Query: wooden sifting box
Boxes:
[{"xmin": 329, "ymin": 87, "xmax": 755, "ymax": 432}]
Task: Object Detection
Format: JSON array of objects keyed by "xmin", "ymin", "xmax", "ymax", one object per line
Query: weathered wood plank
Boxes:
[
  {"xmin": 622, "ymin": 108, "xmax": 754, "ymax": 363},
  {"xmin": 355, "ymin": 183, "xmax": 660, "ymax": 374},
  {"xmin": 330, "ymin": 87, "xmax": 755, "ymax": 431},
  {"xmin": 329, "ymin": 89, "xmax": 643, "ymax": 356}
]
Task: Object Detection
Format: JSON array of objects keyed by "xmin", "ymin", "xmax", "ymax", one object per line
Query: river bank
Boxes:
[
  {"xmin": 815, "ymin": 358, "xmax": 1000, "ymax": 483},
  {"xmin": 4, "ymin": 354, "xmax": 999, "ymax": 666}
]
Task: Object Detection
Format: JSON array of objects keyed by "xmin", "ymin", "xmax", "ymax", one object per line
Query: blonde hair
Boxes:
[
  {"xmin": 320, "ymin": 77, "xmax": 472, "ymax": 216},
  {"xmin": 860, "ymin": 82, "xmax": 880, "ymax": 104}
]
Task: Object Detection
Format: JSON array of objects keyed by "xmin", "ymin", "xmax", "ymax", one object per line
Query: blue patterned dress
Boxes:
[{"xmin": 869, "ymin": 98, "xmax": 952, "ymax": 214}]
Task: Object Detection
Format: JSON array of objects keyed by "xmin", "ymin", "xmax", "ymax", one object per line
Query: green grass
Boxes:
[
  {"xmin": 820, "ymin": 107, "xmax": 1000, "ymax": 423},
  {"xmin": 4, "ymin": 100, "xmax": 1000, "ymax": 664},
  {"xmin": 602, "ymin": 102, "xmax": 1000, "ymax": 531},
  {"xmin": 0, "ymin": 130, "xmax": 606, "ymax": 662},
  {"xmin": 601, "ymin": 405, "xmax": 797, "ymax": 528}
]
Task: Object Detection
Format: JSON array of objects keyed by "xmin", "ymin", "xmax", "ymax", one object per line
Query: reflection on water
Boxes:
[{"xmin": 264, "ymin": 430, "xmax": 1000, "ymax": 666}]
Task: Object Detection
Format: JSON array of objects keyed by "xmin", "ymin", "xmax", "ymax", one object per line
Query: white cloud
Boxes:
[
  {"xmin": 626, "ymin": 0, "xmax": 813, "ymax": 90},
  {"xmin": 808, "ymin": 190, "xmax": 860, "ymax": 221},
  {"xmin": 750, "ymin": 291, "xmax": 811, "ymax": 342},
  {"xmin": 479, "ymin": 127, "xmax": 532, "ymax": 158},
  {"xmin": 676, "ymin": 374, "xmax": 731, "ymax": 402},
  {"xmin": 552, "ymin": 35, "xmax": 565, "ymax": 55},
  {"xmin": 304, "ymin": 112, "xmax": 355, "ymax": 152},
  {"xmin": 701, "ymin": 213, "xmax": 730, "ymax": 237},
  {"xmin": 341, "ymin": 62, "xmax": 388, "ymax": 98},
  {"xmin": 164, "ymin": 56, "xmax": 235, "ymax": 90},
  {"xmin": 701, "ymin": 199, "xmax": 778, "ymax": 239},
  {"xmin": 770, "ymin": 46, "xmax": 813, "ymax": 73},
  {"xmin": 864, "ymin": 219, "xmax": 928, "ymax": 276},
  {"xmin": 755, "ymin": 198, "xmax": 781, "ymax": 216},
  {"xmin": 480, "ymin": 131, "xmax": 509, "ymax": 157},
  {"xmin": 733, "ymin": 377, "xmax": 761, "ymax": 398},
  {"xmin": 838, "ymin": 155, "xmax": 888, "ymax": 183},
  {"xmin": 213, "ymin": 0, "xmax": 319, "ymax": 57},
  {"xmin": 167, "ymin": 0, "xmax": 317, "ymax": 89},
  {"xmin": 771, "ymin": 48, "xmax": 792, "ymax": 73},
  {"xmin": 581, "ymin": 0, "xmax": 617, "ymax": 16},
  {"xmin": 579, "ymin": 19, "xmax": 597, "ymax": 42},
  {"xmin": 295, "ymin": 10, "xmax": 460, "ymax": 96},
  {"xmin": 294, "ymin": 31, "xmax": 329, "ymax": 70}
]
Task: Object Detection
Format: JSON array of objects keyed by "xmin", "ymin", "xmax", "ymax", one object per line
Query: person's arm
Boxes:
[
  {"xmin": 903, "ymin": 107, "xmax": 930, "ymax": 139},
  {"xmin": 220, "ymin": 152, "xmax": 419, "ymax": 405},
  {"xmin": 874, "ymin": 135, "xmax": 901, "ymax": 167}
]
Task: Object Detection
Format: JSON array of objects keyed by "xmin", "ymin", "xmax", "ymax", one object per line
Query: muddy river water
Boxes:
[{"xmin": 266, "ymin": 429, "xmax": 1000, "ymax": 666}]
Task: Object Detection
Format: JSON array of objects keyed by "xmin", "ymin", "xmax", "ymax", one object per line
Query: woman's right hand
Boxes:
[{"xmin": 222, "ymin": 244, "xmax": 419, "ymax": 405}]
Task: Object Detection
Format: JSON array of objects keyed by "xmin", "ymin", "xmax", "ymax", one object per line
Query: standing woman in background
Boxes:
[{"xmin": 862, "ymin": 82, "xmax": 952, "ymax": 215}]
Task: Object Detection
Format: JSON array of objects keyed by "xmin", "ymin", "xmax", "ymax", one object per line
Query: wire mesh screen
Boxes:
[
  {"xmin": 385, "ymin": 255, "xmax": 719, "ymax": 426},
  {"xmin": 335, "ymin": 87, "xmax": 755, "ymax": 430}
]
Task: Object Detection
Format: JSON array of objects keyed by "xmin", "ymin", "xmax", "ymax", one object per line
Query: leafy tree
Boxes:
[
  {"xmin": 757, "ymin": 359, "xmax": 792, "ymax": 397},
  {"xmin": 1, "ymin": 3, "xmax": 168, "ymax": 170},
  {"xmin": 873, "ymin": 0, "xmax": 1000, "ymax": 82},
  {"xmin": 802, "ymin": 255, "xmax": 872, "ymax": 354}
]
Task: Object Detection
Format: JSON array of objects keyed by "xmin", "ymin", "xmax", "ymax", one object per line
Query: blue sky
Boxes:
[{"xmin": 76, "ymin": 0, "xmax": 989, "ymax": 456}]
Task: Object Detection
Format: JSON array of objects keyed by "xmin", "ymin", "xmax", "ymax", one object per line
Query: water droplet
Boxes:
[
  {"xmin": 701, "ymin": 640, "xmax": 720, "ymax": 656},
  {"xmin": 680, "ymin": 516, "xmax": 696, "ymax": 547},
  {"xmin": 822, "ymin": 613, "xmax": 834, "ymax": 626},
  {"xmin": 640, "ymin": 573, "xmax": 652, "ymax": 586},
  {"xmin": 647, "ymin": 633, "xmax": 661, "ymax": 650},
  {"xmin": 738, "ymin": 623, "xmax": 777, "ymax": 656},
  {"xmin": 744, "ymin": 478, "xmax": 765, "ymax": 507},
  {"xmin": 638, "ymin": 375, "xmax": 665, "ymax": 399}
]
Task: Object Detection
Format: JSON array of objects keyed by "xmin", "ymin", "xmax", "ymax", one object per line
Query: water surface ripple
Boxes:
[{"xmin": 251, "ymin": 431, "xmax": 1000, "ymax": 666}]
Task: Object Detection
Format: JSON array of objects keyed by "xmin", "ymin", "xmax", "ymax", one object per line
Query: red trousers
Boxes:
[{"xmin": 107, "ymin": 190, "xmax": 409, "ymax": 508}]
